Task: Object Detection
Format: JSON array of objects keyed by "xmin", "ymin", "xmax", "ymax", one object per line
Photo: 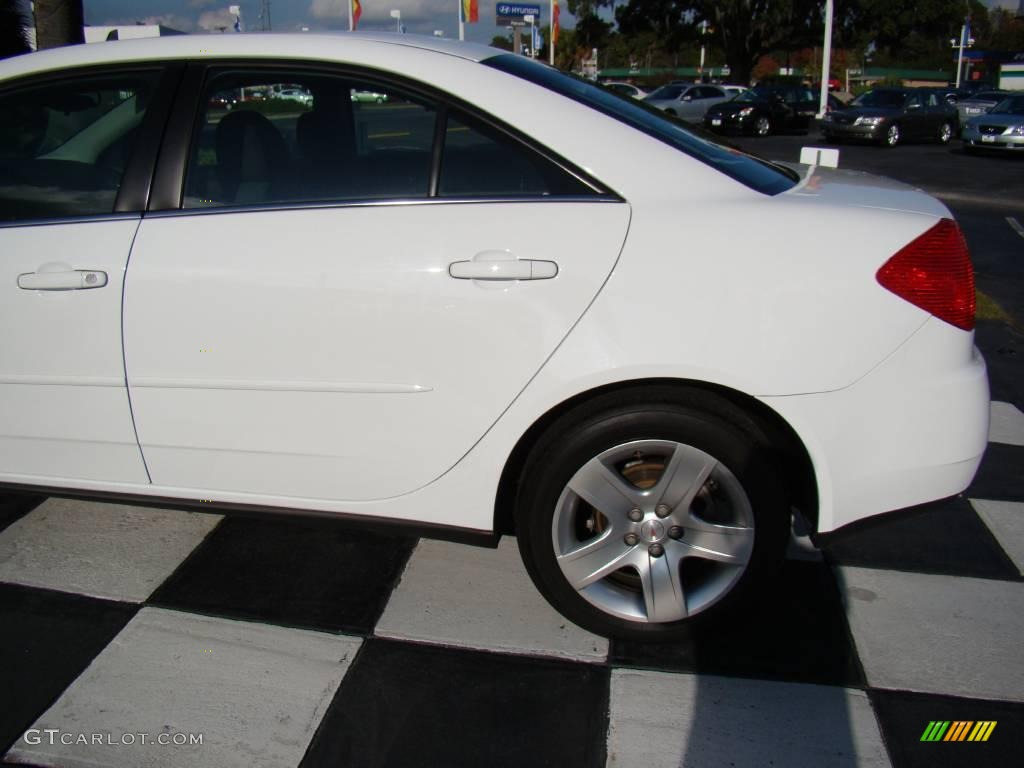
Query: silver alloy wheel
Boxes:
[
  {"xmin": 939, "ymin": 122, "xmax": 952, "ymax": 143},
  {"xmin": 755, "ymin": 116, "xmax": 770, "ymax": 136},
  {"xmin": 885, "ymin": 123, "xmax": 900, "ymax": 146},
  {"xmin": 551, "ymin": 439, "xmax": 755, "ymax": 623}
]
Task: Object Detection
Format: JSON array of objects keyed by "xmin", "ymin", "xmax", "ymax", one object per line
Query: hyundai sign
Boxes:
[{"xmin": 497, "ymin": 3, "xmax": 541, "ymax": 26}]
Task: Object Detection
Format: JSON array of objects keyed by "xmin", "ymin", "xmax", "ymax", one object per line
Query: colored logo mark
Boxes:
[{"xmin": 920, "ymin": 721, "xmax": 997, "ymax": 742}]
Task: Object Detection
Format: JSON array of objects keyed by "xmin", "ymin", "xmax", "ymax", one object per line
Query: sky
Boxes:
[
  {"xmin": 79, "ymin": 0, "xmax": 561, "ymax": 44},
  {"xmin": 78, "ymin": 0, "xmax": 1021, "ymax": 47}
]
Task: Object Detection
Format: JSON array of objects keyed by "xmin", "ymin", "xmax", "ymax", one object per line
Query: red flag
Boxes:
[
  {"xmin": 461, "ymin": 0, "xmax": 479, "ymax": 24},
  {"xmin": 352, "ymin": 0, "xmax": 362, "ymax": 29},
  {"xmin": 553, "ymin": 0, "xmax": 560, "ymax": 46}
]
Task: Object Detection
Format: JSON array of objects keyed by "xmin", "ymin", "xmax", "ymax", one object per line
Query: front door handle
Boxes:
[
  {"xmin": 449, "ymin": 256, "xmax": 558, "ymax": 281},
  {"xmin": 17, "ymin": 269, "xmax": 108, "ymax": 291}
]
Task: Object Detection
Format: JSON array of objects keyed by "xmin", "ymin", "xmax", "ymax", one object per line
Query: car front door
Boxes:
[
  {"xmin": 123, "ymin": 65, "xmax": 631, "ymax": 505},
  {"xmin": 0, "ymin": 67, "xmax": 174, "ymax": 485},
  {"xmin": 902, "ymin": 93, "xmax": 927, "ymax": 139}
]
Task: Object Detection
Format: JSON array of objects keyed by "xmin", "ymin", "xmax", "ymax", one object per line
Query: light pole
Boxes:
[
  {"xmin": 698, "ymin": 20, "xmax": 709, "ymax": 77},
  {"xmin": 951, "ymin": 22, "xmax": 974, "ymax": 88},
  {"xmin": 817, "ymin": 0, "xmax": 834, "ymax": 118},
  {"xmin": 390, "ymin": 9, "xmax": 401, "ymax": 33}
]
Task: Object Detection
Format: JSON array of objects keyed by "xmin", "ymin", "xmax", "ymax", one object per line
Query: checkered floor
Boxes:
[{"xmin": 2, "ymin": 322, "xmax": 1022, "ymax": 768}]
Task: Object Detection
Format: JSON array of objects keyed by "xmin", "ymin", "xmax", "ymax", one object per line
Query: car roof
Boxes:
[{"xmin": 0, "ymin": 32, "xmax": 498, "ymax": 80}]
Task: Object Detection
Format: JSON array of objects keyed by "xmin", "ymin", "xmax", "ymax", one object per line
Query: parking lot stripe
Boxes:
[
  {"xmin": 1008, "ymin": 217, "xmax": 1024, "ymax": 240},
  {"xmin": 990, "ymin": 401, "xmax": 1024, "ymax": 446}
]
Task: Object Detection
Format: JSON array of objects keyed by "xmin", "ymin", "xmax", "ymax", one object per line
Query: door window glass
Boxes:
[
  {"xmin": 0, "ymin": 71, "xmax": 160, "ymax": 222},
  {"xmin": 439, "ymin": 111, "xmax": 591, "ymax": 198},
  {"xmin": 184, "ymin": 70, "xmax": 435, "ymax": 208}
]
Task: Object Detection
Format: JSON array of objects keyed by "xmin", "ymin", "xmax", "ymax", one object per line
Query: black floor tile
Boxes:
[
  {"xmin": 148, "ymin": 517, "xmax": 416, "ymax": 634},
  {"xmin": 821, "ymin": 496, "xmax": 1020, "ymax": 580},
  {"xmin": 870, "ymin": 689, "xmax": 1024, "ymax": 768},
  {"xmin": 301, "ymin": 639, "xmax": 608, "ymax": 768},
  {"xmin": 967, "ymin": 442, "xmax": 1024, "ymax": 503},
  {"xmin": 0, "ymin": 494, "xmax": 45, "ymax": 535},
  {"xmin": 976, "ymin": 320, "xmax": 1023, "ymax": 412},
  {"xmin": 610, "ymin": 559, "xmax": 862, "ymax": 687},
  {"xmin": 0, "ymin": 584, "xmax": 137, "ymax": 755}
]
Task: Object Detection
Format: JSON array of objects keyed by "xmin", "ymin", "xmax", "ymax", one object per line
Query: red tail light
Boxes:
[{"xmin": 876, "ymin": 219, "xmax": 975, "ymax": 331}]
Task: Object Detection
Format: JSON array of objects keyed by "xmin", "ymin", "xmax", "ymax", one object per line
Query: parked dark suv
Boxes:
[
  {"xmin": 821, "ymin": 87, "xmax": 958, "ymax": 147},
  {"xmin": 703, "ymin": 85, "xmax": 827, "ymax": 137}
]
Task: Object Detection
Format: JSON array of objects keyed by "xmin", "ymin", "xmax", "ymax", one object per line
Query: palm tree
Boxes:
[
  {"xmin": 33, "ymin": 0, "xmax": 84, "ymax": 49},
  {"xmin": 0, "ymin": 0, "xmax": 32, "ymax": 58}
]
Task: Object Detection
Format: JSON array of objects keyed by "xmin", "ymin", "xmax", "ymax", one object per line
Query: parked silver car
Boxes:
[
  {"xmin": 643, "ymin": 83, "xmax": 732, "ymax": 123},
  {"xmin": 962, "ymin": 93, "xmax": 1024, "ymax": 153}
]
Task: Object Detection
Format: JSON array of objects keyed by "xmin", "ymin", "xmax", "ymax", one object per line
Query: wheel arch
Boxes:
[{"xmin": 493, "ymin": 378, "xmax": 819, "ymax": 537}]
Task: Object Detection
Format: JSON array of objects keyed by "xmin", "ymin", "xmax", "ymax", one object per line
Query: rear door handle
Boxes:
[
  {"xmin": 17, "ymin": 269, "xmax": 108, "ymax": 291},
  {"xmin": 449, "ymin": 258, "xmax": 558, "ymax": 281}
]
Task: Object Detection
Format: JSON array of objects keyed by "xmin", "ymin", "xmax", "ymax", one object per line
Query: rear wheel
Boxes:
[{"xmin": 514, "ymin": 389, "xmax": 789, "ymax": 641}]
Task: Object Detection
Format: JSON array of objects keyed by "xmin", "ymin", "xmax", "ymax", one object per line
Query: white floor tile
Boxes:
[
  {"xmin": 989, "ymin": 400, "xmax": 1024, "ymax": 446},
  {"xmin": 6, "ymin": 608, "xmax": 361, "ymax": 768},
  {"xmin": 971, "ymin": 498, "xmax": 1024, "ymax": 575},
  {"xmin": 606, "ymin": 669, "xmax": 890, "ymax": 768},
  {"xmin": 374, "ymin": 537, "xmax": 608, "ymax": 662},
  {"xmin": 838, "ymin": 566, "xmax": 1024, "ymax": 701},
  {"xmin": 0, "ymin": 498, "xmax": 221, "ymax": 602}
]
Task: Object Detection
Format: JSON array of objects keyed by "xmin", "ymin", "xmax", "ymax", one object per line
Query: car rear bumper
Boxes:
[{"xmin": 764, "ymin": 318, "xmax": 989, "ymax": 533}]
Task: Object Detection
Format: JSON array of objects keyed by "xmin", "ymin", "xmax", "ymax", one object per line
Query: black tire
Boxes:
[
  {"xmin": 880, "ymin": 122, "xmax": 900, "ymax": 148},
  {"xmin": 514, "ymin": 387, "xmax": 790, "ymax": 642}
]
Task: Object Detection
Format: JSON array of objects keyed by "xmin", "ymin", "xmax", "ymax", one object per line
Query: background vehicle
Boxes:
[
  {"xmin": 276, "ymin": 87, "xmax": 313, "ymax": 106},
  {"xmin": 643, "ymin": 83, "xmax": 732, "ymax": 122},
  {"xmin": 962, "ymin": 93, "xmax": 1024, "ymax": 153},
  {"xmin": 603, "ymin": 81, "xmax": 647, "ymax": 99},
  {"xmin": 956, "ymin": 90, "xmax": 1011, "ymax": 123},
  {"xmin": 0, "ymin": 33, "xmax": 988, "ymax": 641},
  {"xmin": 703, "ymin": 85, "xmax": 824, "ymax": 136},
  {"xmin": 351, "ymin": 89, "xmax": 388, "ymax": 103},
  {"xmin": 821, "ymin": 87, "xmax": 958, "ymax": 147}
]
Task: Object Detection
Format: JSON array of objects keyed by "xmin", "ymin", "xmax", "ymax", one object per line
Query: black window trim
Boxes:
[
  {"xmin": 148, "ymin": 58, "xmax": 623, "ymax": 214},
  {"xmin": 0, "ymin": 62, "xmax": 185, "ymax": 224}
]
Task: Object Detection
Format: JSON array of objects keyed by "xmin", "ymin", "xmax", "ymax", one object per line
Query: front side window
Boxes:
[
  {"xmin": 184, "ymin": 70, "xmax": 436, "ymax": 208},
  {"xmin": 0, "ymin": 71, "xmax": 160, "ymax": 222},
  {"xmin": 484, "ymin": 54, "xmax": 797, "ymax": 196}
]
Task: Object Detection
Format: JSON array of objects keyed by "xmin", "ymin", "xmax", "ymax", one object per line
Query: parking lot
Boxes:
[{"xmin": 2, "ymin": 133, "xmax": 1023, "ymax": 768}]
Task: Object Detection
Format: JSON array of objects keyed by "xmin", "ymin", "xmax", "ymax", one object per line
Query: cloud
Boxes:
[
  {"xmin": 188, "ymin": 0, "xmax": 217, "ymax": 7},
  {"xmin": 98, "ymin": 13, "xmax": 196, "ymax": 32},
  {"xmin": 197, "ymin": 8, "xmax": 236, "ymax": 31}
]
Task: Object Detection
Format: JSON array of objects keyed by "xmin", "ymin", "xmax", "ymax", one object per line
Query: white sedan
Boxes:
[{"xmin": 0, "ymin": 33, "xmax": 988, "ymax": 640}]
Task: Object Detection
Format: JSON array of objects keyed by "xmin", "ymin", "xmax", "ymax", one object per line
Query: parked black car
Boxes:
[
  {"xmin": 703, "ymin": 85, "xmax": 827, "ymax": 137},
  {"xmin": 821, "ymin": 87, "xmax": 958, "ymax": 147}
]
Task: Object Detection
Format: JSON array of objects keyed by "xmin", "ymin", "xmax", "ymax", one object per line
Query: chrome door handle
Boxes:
[
  {"xmin": 17, "ymin": 269, "xmax": 108, "ymax": 290},
  {"xmin": 449, "ymin": 259, "xmax": 558, "ymax": 281}
]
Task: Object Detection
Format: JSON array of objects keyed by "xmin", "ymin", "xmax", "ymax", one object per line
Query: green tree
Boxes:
[
  {"xmin": 680, "ymin": 0, "xmax": 822, "ymax": 85},
  {"xmin": 33, "ymin": 0, "xmax": 84, "ymax": 50},
  {"xmin": 1, "ymin": 0, "xmax": 32, "ymax": 59}
]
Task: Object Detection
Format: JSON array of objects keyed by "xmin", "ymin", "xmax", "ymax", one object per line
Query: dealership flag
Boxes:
[
  {"xmin": 552, "ymin": 0, "xmax": 560, "ymax": 45},
  {"xmin": 352, "ymin": 0, "xmax": 362, "ymax": 29},
  {"xmin": 461, "ymin": 0, "xmax": 479, "ymax": 24}
]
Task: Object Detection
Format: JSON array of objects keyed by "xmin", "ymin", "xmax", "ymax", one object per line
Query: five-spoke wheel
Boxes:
[{"xmin": 515, "ymin": 390, "xmax": 788, "ymax": 641}]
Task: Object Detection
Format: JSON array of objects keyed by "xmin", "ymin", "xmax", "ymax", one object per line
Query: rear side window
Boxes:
[
  {"xmin": 0, "ymin": 71, "xmax": 160, "ymax": 222},
  {"xmin": 440, "ymin": 111, "xmax": 592, "ymax": 197},
  {"xmin": 483, "ymin": 54, "xmax": 797, "ymax": 196}
]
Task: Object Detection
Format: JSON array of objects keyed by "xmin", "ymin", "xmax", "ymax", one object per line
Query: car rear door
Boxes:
[
  {"xmin": 123, "ymin": 63, "xmax": 631, "ymax": 504},
  {"xmin": 0, "ymin": 66, "xmax": 177, "ymax": 485}
]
